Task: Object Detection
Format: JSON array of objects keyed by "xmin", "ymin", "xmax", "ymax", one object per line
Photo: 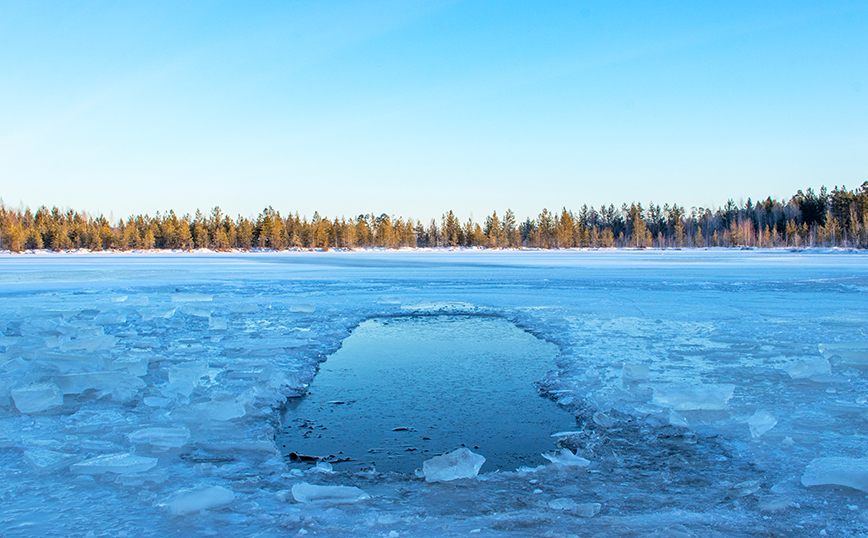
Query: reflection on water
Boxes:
[{"xmin": 278, "ymin": 315, "xmax": 575, "ymax": 473}]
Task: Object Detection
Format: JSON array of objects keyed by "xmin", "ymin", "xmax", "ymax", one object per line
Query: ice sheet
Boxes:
[{"xmin": 0, "ymin": 249, "xmax": 867, "ymax": 536}]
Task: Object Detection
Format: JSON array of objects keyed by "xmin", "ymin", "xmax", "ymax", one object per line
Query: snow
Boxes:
[
  {"xmin": 0, "ymin": 249, "xmax": 867, "ymax": 536},
  {"xmin": 422, "ymin": 448, "xmax": 486, "ymax": 482}
]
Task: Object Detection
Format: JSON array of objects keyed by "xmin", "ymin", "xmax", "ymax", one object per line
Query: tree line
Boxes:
[{"xmin": 1, "ymin": 183, "xmax": 867, "ymax": 252}]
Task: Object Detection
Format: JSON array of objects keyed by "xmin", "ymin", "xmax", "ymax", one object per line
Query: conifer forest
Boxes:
[{"xmin": 2, "ymin": 184, "xmax": 867, "ymax": 252}]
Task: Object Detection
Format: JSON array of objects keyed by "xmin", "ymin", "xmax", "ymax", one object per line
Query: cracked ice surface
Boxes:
[{"xmin": 1, "ymin": 249, "xmax": 868, "ymax": 537}]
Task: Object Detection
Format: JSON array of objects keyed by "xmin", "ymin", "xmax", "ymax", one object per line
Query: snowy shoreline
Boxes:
[{"xmin": 1, "ymin": 245, "xmax": 867, "ymax": 256}]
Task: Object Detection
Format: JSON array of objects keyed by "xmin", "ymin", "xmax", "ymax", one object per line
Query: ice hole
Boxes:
[{"xmin": 278, "ymin": 315, "xmax": 575, "ymax": 474}]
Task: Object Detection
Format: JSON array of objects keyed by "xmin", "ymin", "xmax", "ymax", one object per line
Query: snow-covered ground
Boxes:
[{"xmin": 1, "ymin": 249, "xmax": 867, "ymax": 537}]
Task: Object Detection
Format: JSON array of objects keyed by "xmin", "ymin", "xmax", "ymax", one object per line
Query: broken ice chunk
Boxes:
[
  {"xmin": 652, "ymin": 384, "xmax": 735, "ymax": 410},
  {"xmin": 192, "ymin": 397, "xmax": 246, "ymax": 421},
  {"xmin": 289, "ymin": 304, "xmax": 315, "ymax": 313},
  {"xmin": 592, "ymin": 412, "xmax": 616, "ymax": 429},
  {"xmin": 668, "ymin": 409, "xmax": 689, "ymax": 428},
  {"xmin": 165, "ymin": 485, "xmax": 235, "ymax": 516},
  {"xmin": 141, "ymin": 308, "xmax": 175, "ymax": 321},
  {"xmin": 801, "ymin": 457, "xmax": 868, "ymax": 492},
  {"xmin": 748, "ymin": 410, "xmax": 777, "ymax": 439},
  {"xmin": 143, "ymin": 396, "xmax": 173, "ymax": 408},
  {"xmin": 548, "ymin": 498, "xmax": 600, "ymax": 517},
  {"xmin": 182, "ymin": 306, "xmax": 212, "ymax": 318},
  {"xmin": 59, "ymin": 335, "xmax": 117, "ymax": 352},
  {"xmin": 24, "ymin": 448, "xmax": 80, "ymax": 473},
  {"xmin": 759, "ymin": 496, "xmax": 793, "ymax": 512},
  {"xmin": 171, "ymin": 293, "xmax": 213, "ymax": 303},
  {"xmin": 837, "ymin": 350, "xmax": 868, "ymax": 370},
  {"xmin": 422, "ymin": 448, "xmax": 486, "ymax": 482},
  {"xmin": 94, "ymin": 312, "xmax": 126, "ymax": 325},
  {"xmin": 548, "ymin": 498, "xmax": 577, "ymax": 510},
  {"xmin": 70, "ymin": 409, "xmax": 130, "ymax": 432},
  {"xmin": 209, "ymin": 317, "xmax": 228, "ymax": 330},
  {"xmin": 108, "ymin": 354, "xmax": 150, "ymax": 376},
  {"xmin": 377, "ymin": 296, "xmax": 401, "ymax": 305},
  {"xmin": 128, "ymin": 427, "xmax": 191, "ymax": 449},
  {"xmin": 12, "ymin": 382, "xmax": 64, "ymax": 414},
  {"xmin": 782, "ymin": 356, "xmax": 831, "ymax": 380},
  {"xmin": 291, "ymin": 483, "xmax": 370, "ymax": 504},
  {"xmin": 168, "ymin": 361, "xmax": 209, "ymax": 386},
  {"xmin": 229, "ymin": 303, "xmax": 258, "ymax": 313},
  {"xmin": 819, "ymin": 342, "xmax": 868, "ymax": 369},
  {"xmin": 542, "ymin": 448, "xmax": 590, "ymax": 468},
  {"xmin": 71, "ymin": 453, "xmax": 158, "ymax": 475},
  {"xmin": 53, "ymin": 372, "xmax": 132, "ymax": 395},
  {"xmin": 728, "ymin": 480, "xmax": 761, "ymax": 498},
  {"xmin": 622, "ymin": 363, "xmax": 650, "ymax": 384},
  {"xmin": 106, "ymin": 376, "xmax": 147, "ymax": 402}
]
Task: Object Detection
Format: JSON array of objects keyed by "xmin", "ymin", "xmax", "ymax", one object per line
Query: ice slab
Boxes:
[
  {"xmin": 171, "ymin": 293, "xmax": 213, "ymax": 303},
  {"xmin": 622, "ymin": 363, "xmax": 650, "ymax": 384},
  {"xmin": 53, "ymin": 372, "xmax": 136, "ymax": 395},
  {"xmin": 837, "ymin": 350, "xmax": 868, "ymax": 369},
  {"xmin": 165, "ymin": 485, "xmax": 235, "ymax": 515},
  {"xmin": 652, "ymin": 384, "xmax": 735, "ymax": 410},
  {"xmin": 289, "ymin": 304, "xmax": 315, "ymax": 313},
  {"xmin": 748, "ymin": 410, "xmax": 777, "ymax": 438},
  {"xmin": 291, "ymin": 482, "xmax": 371, "ymax": 504},
  {"xmin": 782, "ymin": 356, "xmax": 831, "ymax": 380},
  {"xmin": 141, "ymin": 308, "xmax": 175, "ymax": 321},
  {"xmin": 422, "ymin": 448, "xmax": 486, "ymax": 482},
  {"xmin": 191, "ymin": 398, "xmax": 246, "ymax": 421},
  {"xmin": 12, "ymin": 382, "xmax": 63, "ymax": 413},
  {"xmin": 94, "ymin": 312, "xmax": 126, "ymax": 325},
  {"xmin": 59, "ymin": 335, "xmax": 116, "ymax": 352},
  {"xmin": 108, "ymin": 354, "xmax": 150, "ymax": 376},
  {"xmin": 128, "ymin": 427, "xmax": 191, "ymax": 449},
  {"xmin": 168, "ymin": 361, "xmax": 209, "ymax": 385},
  {"xmin": 548, "ymin": 498, "xmax": 601, "ymax": 517},
  {"xmin": 24, "ymin": 448, "xmax": 80, "ymax": 473},
  {"xmin": 542, "ymin": 448, "xmax": 590, "ymax": 468},
  {"xmin": 801, "ymin": 457, "xmax": 868, "ymax": 492},
  {"xmin": 71, "ymin": 453, "xmax": 158, "ymax": 475},
  {"xmin": 668, "ymin": 409, "xmax": 689, "ymax": 428}
]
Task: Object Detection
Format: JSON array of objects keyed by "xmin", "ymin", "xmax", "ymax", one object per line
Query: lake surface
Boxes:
[{"xmin": 278, "ymin": 315, "xmax": 575, "ymax": 473}]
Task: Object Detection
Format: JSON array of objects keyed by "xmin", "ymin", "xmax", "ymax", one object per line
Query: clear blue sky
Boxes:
[{"xmin": 1, "ymin": 1, "xmax": 866, "ymax": 222}]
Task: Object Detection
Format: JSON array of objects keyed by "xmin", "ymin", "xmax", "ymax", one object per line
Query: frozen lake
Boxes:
[
  {"xmin": 279, "ymin": 315, "xmax": 572, "ymax": 473},
  {"xmin": 1, "ymin": 249, "xmax": 867, "ymax": 537}
]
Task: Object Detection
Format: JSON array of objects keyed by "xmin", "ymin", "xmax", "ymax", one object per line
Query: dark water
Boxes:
[{"xmin": 277, "ymin": 315, "xmax": 576, "ymax": 473}]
